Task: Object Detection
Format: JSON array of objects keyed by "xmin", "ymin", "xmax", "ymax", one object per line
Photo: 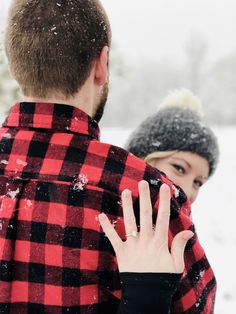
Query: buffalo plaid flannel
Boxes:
[{"xmin": 0, "ymin": 102, "xmax": 216, "ymax": 313}]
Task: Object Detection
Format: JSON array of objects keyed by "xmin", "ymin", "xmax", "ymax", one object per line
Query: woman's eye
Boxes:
[
  {"xmin": 194, "ymin": 180, "xmax": 203, "ymax": 188},
  {"xmin": 172, "ymin": 164, "xmax": 185, "ymax": 174}
]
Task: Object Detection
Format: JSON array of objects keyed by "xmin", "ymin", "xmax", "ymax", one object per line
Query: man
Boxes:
[{"xmin": 0, "ymin": 1, "xmax": 216, "ymax": 313}]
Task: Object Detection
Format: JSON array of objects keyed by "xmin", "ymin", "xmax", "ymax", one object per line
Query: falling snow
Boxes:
[
  {"xmin": 2, "ymin": 133, "xmax": 11, "ymax": 139},
  {"xmin": 0, "ymin": 160, "xmax": 8, "ymax": 165},
  {"xmin": 16, "ymin": 159, "xmax": 28, "ymax": 167},
  {"xmin": 172, "ymin": 185, "xmax": 180, "ymax": 198},
  {"xmin": 26, "ymin": 199, "xmax": 33, "ymax": 207},
  {"xmin": 7, "ymin": 188, "xmax": 20, "ymax": 199},
  {"xmin": 73, "ymin": 174, "xmax": 88, "ymax": 191},
  {"xmin": 150, "ymin": 179, "xmax": 161, "ymax": 186},
  {"xmin": 152, "ymin": 141, "xmax": 162, "ymax": 147}
]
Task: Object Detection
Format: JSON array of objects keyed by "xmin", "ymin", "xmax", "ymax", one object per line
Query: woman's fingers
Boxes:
[
  {"xmin": 139, "ymin": 180, "xmax": 153, "ymax": 237},
  {"xmin": 171, "ymin": 230, "xmax": 194, "ymax": 273},
  {"xmin": 99, "ymin": 181, "xmax": 193, "ymax": 274},
  {"xmin": 98, "ymin": 213, "xmax": 122, "ymax": 253},
  {"xmin": 121, "ymin": 189, "xmax": 138, "ymax": 238},
  {"xmin": 154, "ymin": 184, "xmax": 171, "ymax": 244}
]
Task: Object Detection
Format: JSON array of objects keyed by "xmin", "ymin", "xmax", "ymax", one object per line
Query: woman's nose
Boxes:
[{"xmin": 180, "ymin": 181, "xmax": 197, "ymax": 204}]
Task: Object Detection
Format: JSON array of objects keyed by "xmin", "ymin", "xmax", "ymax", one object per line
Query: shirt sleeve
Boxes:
[{"xmin": 117, "ymin": 272, "xmax": 182, "ymax": 314}]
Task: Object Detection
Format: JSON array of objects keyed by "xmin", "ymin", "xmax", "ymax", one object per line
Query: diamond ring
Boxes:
[{"xmin": 126, "ymin": 231, "xmax": 138, "ymax": 238}]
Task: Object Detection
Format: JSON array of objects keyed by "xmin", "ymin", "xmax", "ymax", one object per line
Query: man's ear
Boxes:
[{"xmin": 94, "ymin": 46, "xmax": 109, "ymax": 86}]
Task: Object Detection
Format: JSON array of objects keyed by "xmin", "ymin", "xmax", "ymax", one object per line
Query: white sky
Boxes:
[
  {"xmin": 101, "ymin": 0, "xmax": 236, "ymax": 65},
  {"xmin": 1, "ymin": 0, "xmax": 236, "ymax": 65}
]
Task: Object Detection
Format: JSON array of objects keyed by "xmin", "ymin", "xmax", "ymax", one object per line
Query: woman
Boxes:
[
  {"xmin": 99, "ymin": 89, "xmax": 219, "ymax": 313},
  {"xmin": 125, "ymin": 89, "xmax": 219, "ymax": 204}
]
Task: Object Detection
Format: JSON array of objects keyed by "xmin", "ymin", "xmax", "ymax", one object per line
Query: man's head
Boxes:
[{"xmin": 5, "ymin": 0, "xmax": 111, "ymax": 121}]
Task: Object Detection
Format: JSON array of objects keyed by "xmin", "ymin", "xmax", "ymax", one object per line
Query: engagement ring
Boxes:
[{"xmin": 126, "ymin": 231, "xmax": 138, "ymax": 238}]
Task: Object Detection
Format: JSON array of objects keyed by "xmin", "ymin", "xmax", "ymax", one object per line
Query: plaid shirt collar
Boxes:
[{"xmin": 3, "ymin": 102, "xmax": 100, "ymax": 140}]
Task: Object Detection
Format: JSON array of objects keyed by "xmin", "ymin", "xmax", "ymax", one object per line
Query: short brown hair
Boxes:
[{"xmin": 5, "ymin": 0, "xmax": 111, "ymax": 98}]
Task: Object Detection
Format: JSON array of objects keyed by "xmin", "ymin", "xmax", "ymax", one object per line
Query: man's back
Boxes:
[{"xmin": 0, "ymin": 102, "xmax": 216, "ymax": 313}]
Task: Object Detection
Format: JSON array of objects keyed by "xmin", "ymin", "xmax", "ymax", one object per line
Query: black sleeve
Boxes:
[{"xmin": 117, "ymin": 273, "xmax": 182, "ymax": 314}]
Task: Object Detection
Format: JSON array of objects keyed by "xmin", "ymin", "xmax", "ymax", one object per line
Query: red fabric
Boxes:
[{"xmin": 0, "ymin": 102, "xmax": 216, "ymax": 313}]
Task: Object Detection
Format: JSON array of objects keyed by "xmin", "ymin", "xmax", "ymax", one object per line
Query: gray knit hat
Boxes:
[{"xmin": 125, "ymin": 89, "xmax": 219, "ymax": 176}]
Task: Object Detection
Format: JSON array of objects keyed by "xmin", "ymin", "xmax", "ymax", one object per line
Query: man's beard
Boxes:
[{"xmin": 93, "ymin": 83, "xmax": 109, "ymax": 123}]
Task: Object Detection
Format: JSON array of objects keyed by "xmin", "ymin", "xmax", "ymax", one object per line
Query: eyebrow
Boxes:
[
  {"xmin": 171, "ymin": 157, "xmax": 192, "ymax": 169},
  {"xmin": 198, "ymin": 175, "xmax": 208, "ymax": 181}
]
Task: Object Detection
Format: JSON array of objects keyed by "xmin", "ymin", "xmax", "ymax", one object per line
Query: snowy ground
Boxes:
[{"xmin": 101, "ymin": 127, "xmax": 236, "ymax": 314}]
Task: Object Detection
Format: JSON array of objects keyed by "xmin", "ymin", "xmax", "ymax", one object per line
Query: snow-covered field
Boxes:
[{"xmin": 101, "ymin": 127, "xmax": 236, "ymax": 314}]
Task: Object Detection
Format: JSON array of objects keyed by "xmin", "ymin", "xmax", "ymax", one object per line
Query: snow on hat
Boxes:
[{"xmin": 125, "ymin": 89, "xmax": 219, "ymax": 176}]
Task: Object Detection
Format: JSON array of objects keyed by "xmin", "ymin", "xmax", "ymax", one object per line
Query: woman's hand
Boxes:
[{"xmin": 99, "ymin": 181, "xmax": 193, "ymax": 273}]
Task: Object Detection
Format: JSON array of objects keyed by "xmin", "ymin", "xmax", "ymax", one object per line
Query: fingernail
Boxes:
[
  {"xmin": 138, "ymin": 180, "xmax": 148, "ymax": 188},
  {"xmin": 161, "ymin": 184, "xmax": 170, "ymax": 192},
  {"xmin": 98, "ymin": 213, "xmax": 106, "ymax": 221},
  {"xmin": 139, "ymin": 180, "xmax": 147, "ymax": 184},
  {"xmin": 122, "ymin": 189, "xmax": 131, "ymax": 198},
  {"xmin": 183, "ymin": 231, "xmax": 194, "ymax": 240}
]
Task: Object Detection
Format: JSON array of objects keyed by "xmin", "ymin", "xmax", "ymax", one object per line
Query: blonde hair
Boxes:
[{"xmin": 144, "ymin": 150, "xmax": 178, "ymax": 167}]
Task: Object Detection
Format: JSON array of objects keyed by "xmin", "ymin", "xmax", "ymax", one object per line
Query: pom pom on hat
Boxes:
[{"xmin": 158, "ymin": 88, "xmax": 204, "ymax": 117}]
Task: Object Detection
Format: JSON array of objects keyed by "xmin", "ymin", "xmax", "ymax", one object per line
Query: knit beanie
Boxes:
[{"xmin": 125, "ymin": 89, "xmax": 219, "ymax": 176}]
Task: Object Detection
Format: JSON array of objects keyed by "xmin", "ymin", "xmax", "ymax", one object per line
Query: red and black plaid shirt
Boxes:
[{"xmin": 0, "ymin": 103, "xmax": 216, "ymax": 313}]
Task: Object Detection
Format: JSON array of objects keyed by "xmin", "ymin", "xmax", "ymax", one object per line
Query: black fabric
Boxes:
[{"xmin": 118, "ymin": 273, "xmax": 182, "ymax": 314}]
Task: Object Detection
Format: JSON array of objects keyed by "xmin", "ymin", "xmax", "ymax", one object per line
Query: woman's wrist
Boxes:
[
  {"xmin": 118, "ymin": 272, "xmax": 182, "ymax": 314},
  {"xmin": 120, "ymin": 272, "xmax": 182, "ymax": 290}
]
